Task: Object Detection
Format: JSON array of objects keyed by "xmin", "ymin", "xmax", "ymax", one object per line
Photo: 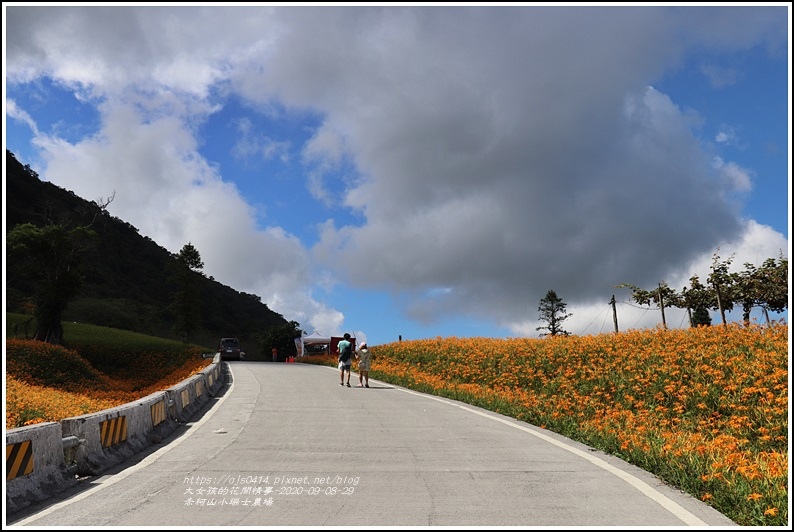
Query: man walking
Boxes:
[{"xmin": 337, "ymin": 333, "xmax": 353, "ymax": 387}]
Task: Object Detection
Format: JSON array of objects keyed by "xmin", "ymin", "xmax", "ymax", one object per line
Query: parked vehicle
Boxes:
[{"xmin": 218, "ymin": 337, "xmax": 244, "ymax": 360}]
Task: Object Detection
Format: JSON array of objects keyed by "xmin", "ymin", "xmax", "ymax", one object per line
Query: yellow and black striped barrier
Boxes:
[
  {"xmin": 150, "ymin": 401, "xmax": 167, "ymax": 427},
  {"xmin": 6, "ymin": 440, "xmax": 34, "ymax": 481},
  {"xmin": 99, "ymin": 417, "xmax": 128, "ymax": 448}
]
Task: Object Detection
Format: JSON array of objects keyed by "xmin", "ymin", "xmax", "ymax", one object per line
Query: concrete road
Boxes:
[{"xmin": 7, "ymin": 362, "xmax": 737, "ymax": 527}]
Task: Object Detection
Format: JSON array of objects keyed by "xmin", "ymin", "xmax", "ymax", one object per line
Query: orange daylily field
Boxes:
[
  {"xmin": 301, "ymin": 323, "xmax": 789, "ymax": 527},
  {"xmin": 5, "ymin": 338, "xmax": 212, "ymax": 428},
  {"xmin": 5, "ymin": 323, "xmax": 789, "ymax": 526}
]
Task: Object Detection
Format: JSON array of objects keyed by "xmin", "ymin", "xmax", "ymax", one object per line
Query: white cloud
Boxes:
[
  {"xmin": 232, "ymin": 119, "xmax": 291, "ymax": 164},
  {"xmin": 712, "ymin": 157, "xmax": 754, "ymax": 194},
  {"xmin": 700, "ymin": 63, "xmax": 740, "ymax": 88},
  {"xmin": 715, "ymin": 126, "xmax": 738, "ymax": 145},
  {"xmin": 5, "ymin": 99, "xmax": 41, "ymax": 136},
  {"xmin": 5, "ymin": 6, "xmax": 788, "ymax": 339}
]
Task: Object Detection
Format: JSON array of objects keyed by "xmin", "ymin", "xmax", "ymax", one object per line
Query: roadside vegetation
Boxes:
[
  {"xmin": 5, "ymin": 313, "xmax": 213, "ymax": 428},
  {"xmin": 299, "ymin": 322, "xmax": 788, "ymax": 527}
]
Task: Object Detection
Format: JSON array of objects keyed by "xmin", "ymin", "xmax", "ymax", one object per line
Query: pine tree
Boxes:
[
  {"xmin": 169, "ymin": 242, "xmax": 204, "ymax": 343},
  {"xmin": 536, "ymin": 290, "xmax": 572, "ymax": 337}
]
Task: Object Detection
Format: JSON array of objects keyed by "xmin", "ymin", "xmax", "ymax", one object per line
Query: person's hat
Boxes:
[{"xmin": 360, "ymin": 343, "xmax": 367, "ymax": 348}]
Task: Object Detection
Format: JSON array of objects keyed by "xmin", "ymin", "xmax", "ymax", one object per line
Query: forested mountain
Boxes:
[{"xmin": 5, "ymin": 150, "xmax": 288, "ymax": 354}]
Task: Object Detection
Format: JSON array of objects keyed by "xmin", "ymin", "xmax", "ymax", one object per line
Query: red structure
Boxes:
[{"xmin": 330, "ymin": 336, "xmax": 356, "ymax": 356}]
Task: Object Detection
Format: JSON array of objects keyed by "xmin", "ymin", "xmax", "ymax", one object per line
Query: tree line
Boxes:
[
  {"xmin": 536, "ymin": 251, "xmax": 787, "ymax": 337},
  {"xmin": 618, "ymin": 252, "xmax": 788, "ymax": 329}
]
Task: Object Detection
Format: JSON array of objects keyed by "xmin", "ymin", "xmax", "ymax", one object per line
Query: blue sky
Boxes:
[{"xmin": 3, "ymin": 4, "xmax": 790, "ymax": 347}]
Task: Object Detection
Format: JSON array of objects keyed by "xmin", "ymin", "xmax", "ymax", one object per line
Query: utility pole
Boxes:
[{"xmin": 610, "ymin": 295, "xmax": 619, "ymax": 333}]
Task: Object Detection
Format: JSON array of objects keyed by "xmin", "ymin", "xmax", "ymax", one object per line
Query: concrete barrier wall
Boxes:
[
  {"xmin": 6, "ymin": 355, "xmax": 226, "ymax": 513},
  {"xmin": 168, "ymin": 373, "xmax": 205, "ymax": 423},
  {"xmin": 60, "ymin": 391, "xmax": 179, "ymax": 476},
  {"xmin": 6, "ymin": 422, "xmax": 78, "ymax": 515},
  {"xmin": 202, "ymin": 359, "xmax": 223, "ymax": 396}
]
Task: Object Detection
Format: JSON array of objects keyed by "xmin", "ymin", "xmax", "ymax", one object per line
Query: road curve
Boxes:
[{"xmin": 8, "ymin": 362, "xmax": 737, "ymax": 527}]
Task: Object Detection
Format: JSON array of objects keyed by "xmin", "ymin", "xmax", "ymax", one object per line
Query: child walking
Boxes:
[{"xmin": 355, "ymin": 343, "xmax": 371, "ymax": 388}]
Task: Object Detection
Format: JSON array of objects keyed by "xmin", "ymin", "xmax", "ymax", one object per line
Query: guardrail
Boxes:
[{"xmin": 6, "ymin": 354, "xmax": 227, "ymax": 515}]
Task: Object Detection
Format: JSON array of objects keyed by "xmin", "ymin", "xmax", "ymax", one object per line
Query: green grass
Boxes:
[{"xmin": 6, "ymin": 312, "xmax": 214, "ymax": 378}]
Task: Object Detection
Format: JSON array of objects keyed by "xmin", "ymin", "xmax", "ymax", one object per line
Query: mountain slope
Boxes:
[{"xmin": 5, "ymin": 149, "xmax": 288, "ymax": 356}]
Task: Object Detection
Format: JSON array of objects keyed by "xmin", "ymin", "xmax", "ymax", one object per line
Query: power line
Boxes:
[
  {"xmin": 625, "ymin": 303, "xmax": 649, "ymax": 329},
  {"xmin": 600, "ymin": 307, "xmax": 610, "ymax": 334},
  {"xmin": 577, "ymin": 303, "xmax": 609, "ymax": 336},
  {"xmin": 619, "ymin": 299, "xmax": 656, "ymax": 311}
]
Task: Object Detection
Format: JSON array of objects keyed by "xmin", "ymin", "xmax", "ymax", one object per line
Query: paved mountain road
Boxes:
[{"xmin": 8, "ymin": 362, "xmax": 737, "ymax": 527}]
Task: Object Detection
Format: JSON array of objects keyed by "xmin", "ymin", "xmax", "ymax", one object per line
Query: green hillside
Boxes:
[{"xmin": 5, "ymin": 150, "xmax": 289, "ymax": 358}]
